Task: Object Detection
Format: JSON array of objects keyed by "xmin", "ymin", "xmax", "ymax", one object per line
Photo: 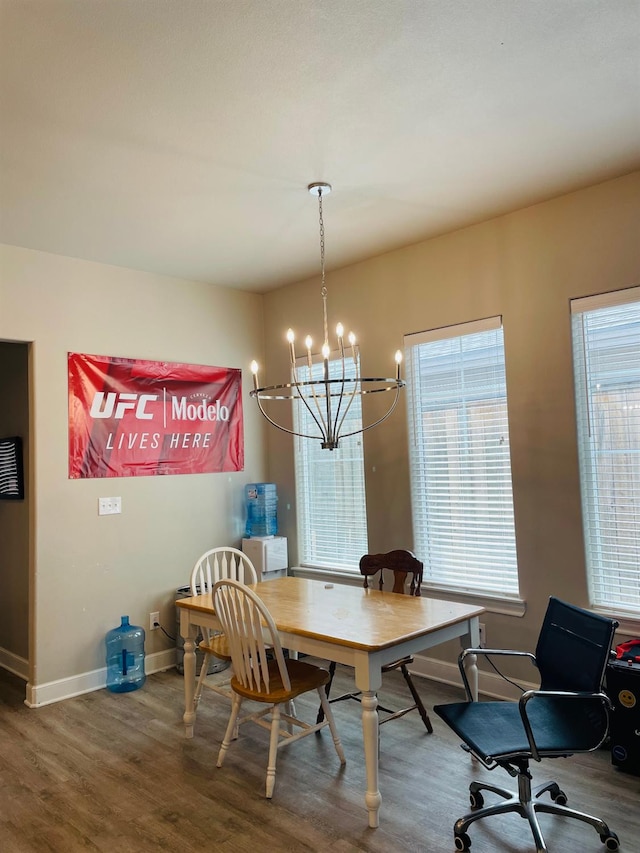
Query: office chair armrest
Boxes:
[
  {"xmin": 458, "ymin": 648, "xmax": 537, "ymax": 701},
  {"xmin": 518, "ymin": 689, "xmax": 612, "ymax": 761}
]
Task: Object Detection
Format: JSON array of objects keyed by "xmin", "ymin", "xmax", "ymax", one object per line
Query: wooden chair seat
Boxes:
[
  {"xmin": 198, "ymin": 633, "xmax": 231, "ymax": 662},
  {"xmin": 231, "ymin": 658, "xmax": 330, "ymax": 704}
]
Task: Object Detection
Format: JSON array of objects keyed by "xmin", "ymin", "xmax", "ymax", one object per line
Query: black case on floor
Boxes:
[{"xmin": 606, "ymin": 659, "xmax": 640, "ymax": 776}]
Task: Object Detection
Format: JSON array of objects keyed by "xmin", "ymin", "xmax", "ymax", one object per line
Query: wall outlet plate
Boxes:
[
  {"xmin": 98, "ymin": 497, "xmax": 121, "ymax": 515},
  {"xmin": 149, "ymin": 611, "xmax": 160, "ymax": 631}
]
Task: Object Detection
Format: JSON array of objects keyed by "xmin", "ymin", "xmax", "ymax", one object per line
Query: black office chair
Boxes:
[
  {"xmin": 433, "ymin": 597, "xmax": 620, "ymax": 852},
  {"xmin": 317, "ymin": 549, "xmax": 433, "ymax": 733}
]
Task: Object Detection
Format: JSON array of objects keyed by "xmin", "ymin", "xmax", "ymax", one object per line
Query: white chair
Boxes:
[
  {"xmin": 190, "ymin": 547, "xmax": 258, "ymax": 711},
  {"xmin": 213, "ymin": 578, "xmax": 346, "ymax": 799}
]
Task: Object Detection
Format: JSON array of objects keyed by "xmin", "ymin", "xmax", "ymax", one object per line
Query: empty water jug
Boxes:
[{"xmin": 105, "ymin": 615, "xmax": 146, "ymax": 693}]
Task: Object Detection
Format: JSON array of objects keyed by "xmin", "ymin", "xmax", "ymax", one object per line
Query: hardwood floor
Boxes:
[{"xmin": 1, "ymin": 663, "xmax": 638, "ymax": 852}]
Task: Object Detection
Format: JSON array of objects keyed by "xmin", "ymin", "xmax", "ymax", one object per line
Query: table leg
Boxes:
[
  {"xmin": 465, "ymin": 652, "xmax": 479, "ymax": 701},
  {"xmin": 180, "ymin": 613, "xmax": 198, "ymax": 738},
  {"xmin": 361, "ymin": 690, "xmax": 381, "ymax": 828},
  {"xmin": 462, "ymin": 616, "xmax": 481, "ymax": 701}
]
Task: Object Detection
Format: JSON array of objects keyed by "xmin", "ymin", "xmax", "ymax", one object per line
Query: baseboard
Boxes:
[
  {"xmin": 410, "ymin": 651, "xmax": 536, "ymax": 701},
  {"xmin": 10, "ymin": 645, "xmax": 534, "ymax": 707},
  {"xmin": 23, "ymin": 648, "xmax": 177, "ymax": 708},
  {"xmin": 0, "ymin": 646, "xmax": 29, "ymax": 681}
]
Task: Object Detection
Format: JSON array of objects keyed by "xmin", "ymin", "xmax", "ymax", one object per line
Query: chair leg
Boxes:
[
  {"xmin": 217, "ymin": 693, "xmax": 242, "ymax": 768},
  {"xmin": 193, "ymin": 653, "xmax": 210, "ymax": 710},
  {"xmin": 285, "ymin": 699, "xmax": 296, "ymax": 734},
  {"xmin": 399, "ymin": 663, "xmax": 433, "ymax": 733},
  {"xmin": 316, "ymin": 660, "xmax": 337, "ymax": 724},
  {"xmin": 533, "ymin": 783, "xmax": 615, "ymax": 845},
  {"xmin": 266, "ymin": 704, "xmax": 281, "ymax": 798},
  {"xmin": 317, "ymin": 687, "xmax": 347, "ymax": 765}
]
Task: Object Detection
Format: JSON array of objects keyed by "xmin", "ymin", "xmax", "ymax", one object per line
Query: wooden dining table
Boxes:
[{"xmin": 176, "ymin": 575, "xmax": 484, "ymax": 829}]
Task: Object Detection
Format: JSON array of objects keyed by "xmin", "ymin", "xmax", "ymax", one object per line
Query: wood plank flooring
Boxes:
[{"xmin": 1, "ymin": 663, "xmax": 638, "ymax": 852}]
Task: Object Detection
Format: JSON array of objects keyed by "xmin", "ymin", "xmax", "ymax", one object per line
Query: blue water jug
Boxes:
[{"xmin": 105, "ymin": 615, "xmax": 146, "ymax": 693}]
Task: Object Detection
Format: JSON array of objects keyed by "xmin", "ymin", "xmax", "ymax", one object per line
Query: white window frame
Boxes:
[
  {"xmin": 404, "ymin": 316, "xmax": 520, "ymax": 604},
  {"xmin": 571, "ymin": 286, "xmax": 640, "ymax": 620},
  {"xmin": 292, "ymin": 350, "xmax": 368, "ymax": 573}
]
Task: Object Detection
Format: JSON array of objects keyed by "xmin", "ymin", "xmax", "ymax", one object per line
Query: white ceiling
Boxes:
[{"xmin": 1, "ymin": 1, "xmax": 639, "ymax": 293}]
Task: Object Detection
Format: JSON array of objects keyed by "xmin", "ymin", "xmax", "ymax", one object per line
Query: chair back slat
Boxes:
[
  {"xmin": 535, "ymin": 596, "xmax": 617, "ymax": 693},
  {"xmin": 213, "ymin": 579, "xmax": 290, "ymax": 694},
  {"xmin": 190, "ymin": 546, "xmax": 258, "ymax": 595}
]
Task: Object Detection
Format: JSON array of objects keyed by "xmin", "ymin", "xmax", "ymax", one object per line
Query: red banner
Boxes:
[{"xmin": 68, "ymin": 353, "xmax": 244, "ymax": 478}]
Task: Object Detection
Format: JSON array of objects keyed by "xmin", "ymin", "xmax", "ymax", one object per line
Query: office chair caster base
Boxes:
[
  {"xmin": 469, "ymin": 791, "xmax": 484, "ymax": 810},
  {"xmin": 600, "ymin": 831, "xmax": 619, "ymax": 851},
  {"xmin": 550, "ymin": 787, "xmax": 567, "ymax": 806},
  {"xmin": 454, "ymin": 831, "xmax": 471, "ymax": 851}
]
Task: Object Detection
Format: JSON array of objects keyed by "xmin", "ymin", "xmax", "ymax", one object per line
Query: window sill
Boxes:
[
  {"xmin": 291, "ymin": 566, "xmax": 364, "ymax": 587},
  {"xmin": 418, "ymin": 585, "xmax": 526, "ymax": 617},
  {"xmin": 291, "ymin": 566, "xmax": 527, "ymax": 615},
  {"xmin": 593, "ymin": 607, "xmax": 640, "ymax": 638}
]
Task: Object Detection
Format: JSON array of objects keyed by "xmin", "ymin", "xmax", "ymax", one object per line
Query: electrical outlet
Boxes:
[
  {"xmin": 479, "ymin": 622, "xmax": 486, "ymax": 647},
  {"xmin": 149, "ymin": 611, "xmax": 160, "ymax": 631}
]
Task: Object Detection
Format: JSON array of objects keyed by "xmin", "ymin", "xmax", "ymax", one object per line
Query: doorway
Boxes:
[{"xmin": 0, "ymin": 341, "xmax": 30, "ymax": 680}]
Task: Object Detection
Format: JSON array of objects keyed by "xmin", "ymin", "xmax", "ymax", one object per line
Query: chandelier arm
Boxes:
[
  {"xmin": 333, "ymin": 381, "xmax": 359, "ymax": 438},
  {"xmin": 294, "ymin": 335, "xmax": 332, "ymax": 436},
  {"xmin": 253, "ymin": 391, "xmax": 328, "ymax": 441},
  {"xmin": 291, "ymin": 368, "xmax": 330, "ymax": 438},
  {"xmin": 307, "ymin": 369, "xmax": 331, "ymax": 435},
  {"xmin": 324, "ymin": 368, "xmax": 337, "ymax": 448},
  {"xmin": 297, "ymin": 388, "xmax": 330, "ymax": 440},
  {"xmin": 332, "ymin": 348, "xmax": 360, "ymax": 438},
  {"xmin": 337, "ymin": 383, "xmax": 404, "ymax": 441},
  {"xmin": 292, "ymin": 383, "xmax": 330, "ymax": 441},
  {"xmin": 328, "ymin": 351, "xmax": 348, "ymax": 438}
]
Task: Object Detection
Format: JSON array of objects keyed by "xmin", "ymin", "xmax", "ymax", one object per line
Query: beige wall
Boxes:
[
  {"xmin": 1, "ymin": 172, "xmax": 637, "ymax": 700},
  {"xmin": 264, "ymin": 172, "xmax": 640, "ymax": 661},
  {"xmin": 0, "ymin": 245, "xmax": 267, "ymax": 697},
  {"xmin": 0, "ymin": 341, "xmax": 29, "ymax": 662}
]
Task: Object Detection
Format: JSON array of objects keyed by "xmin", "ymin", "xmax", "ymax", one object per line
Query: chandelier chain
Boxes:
[{"xmin": 318, "ymin": 187, "xmax": 329, "ymax": 346}]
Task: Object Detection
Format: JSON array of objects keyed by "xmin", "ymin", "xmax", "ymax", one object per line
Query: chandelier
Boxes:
[{"xmin": 250, "ymin": 182, "xmax": 405, "ymax": 450}]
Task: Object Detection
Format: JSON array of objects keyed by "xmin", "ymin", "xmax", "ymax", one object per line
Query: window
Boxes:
[
  {"xmin": 293, "ymin": 354, "xmax": 368, "ymax": 571},
  {"xmin": 405, "ymin": 316, "xmax": 519, "ymax": 597},
  {"xmin": 571, "ymin": 286, "xmax": 640, "ymax": 615}
]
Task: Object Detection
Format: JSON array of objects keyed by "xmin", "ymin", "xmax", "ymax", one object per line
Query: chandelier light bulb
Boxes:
[
  {"xmin": 336, "ymin": 322, "xmax": 344, "ymax": 339},
  {"xmin": 305, "ymin": 335, "xmax": 313, "ymax": 351},
  {"xmin": 348, "ymin": 331, "xmax": 356, "ymax": 347},
  {"xmin": 250, "ymin": 360, "xmax": 259, "ymax": 390},
  {"xmin": 395, "ymin": 350, "xmax": 403, "ymax": 380},
  {"xmin": 286, "ymin": 328, "xmax": 295, "ymax": 343},
  {"xmin": 322, "ymin": 342, "xmax": 331, "ymax": 360}
]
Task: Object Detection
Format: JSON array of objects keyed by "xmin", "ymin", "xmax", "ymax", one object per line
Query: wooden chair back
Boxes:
[
  {"xmin": 359, "ymin": 549, "xmax": 423, "ymax": 596},
  {"xmin": 212, "ymin": 579, "xmax": 290, "ymax": 695},
  {"xmin": 190, "ymin": 546, "xmax": 258, "ymax": 596}
]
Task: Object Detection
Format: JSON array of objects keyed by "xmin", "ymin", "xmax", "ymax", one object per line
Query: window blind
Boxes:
[
  {"xmin": 405, "ymin": 317, "xmax": 519, "ymax": 596},
  {"xmin": 571, "ymin": 286, "xmax": 640, "ymax": 614},
  {"xmin": 293, "ymin": 355, "xmax": 368, "ymax": 571}
]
